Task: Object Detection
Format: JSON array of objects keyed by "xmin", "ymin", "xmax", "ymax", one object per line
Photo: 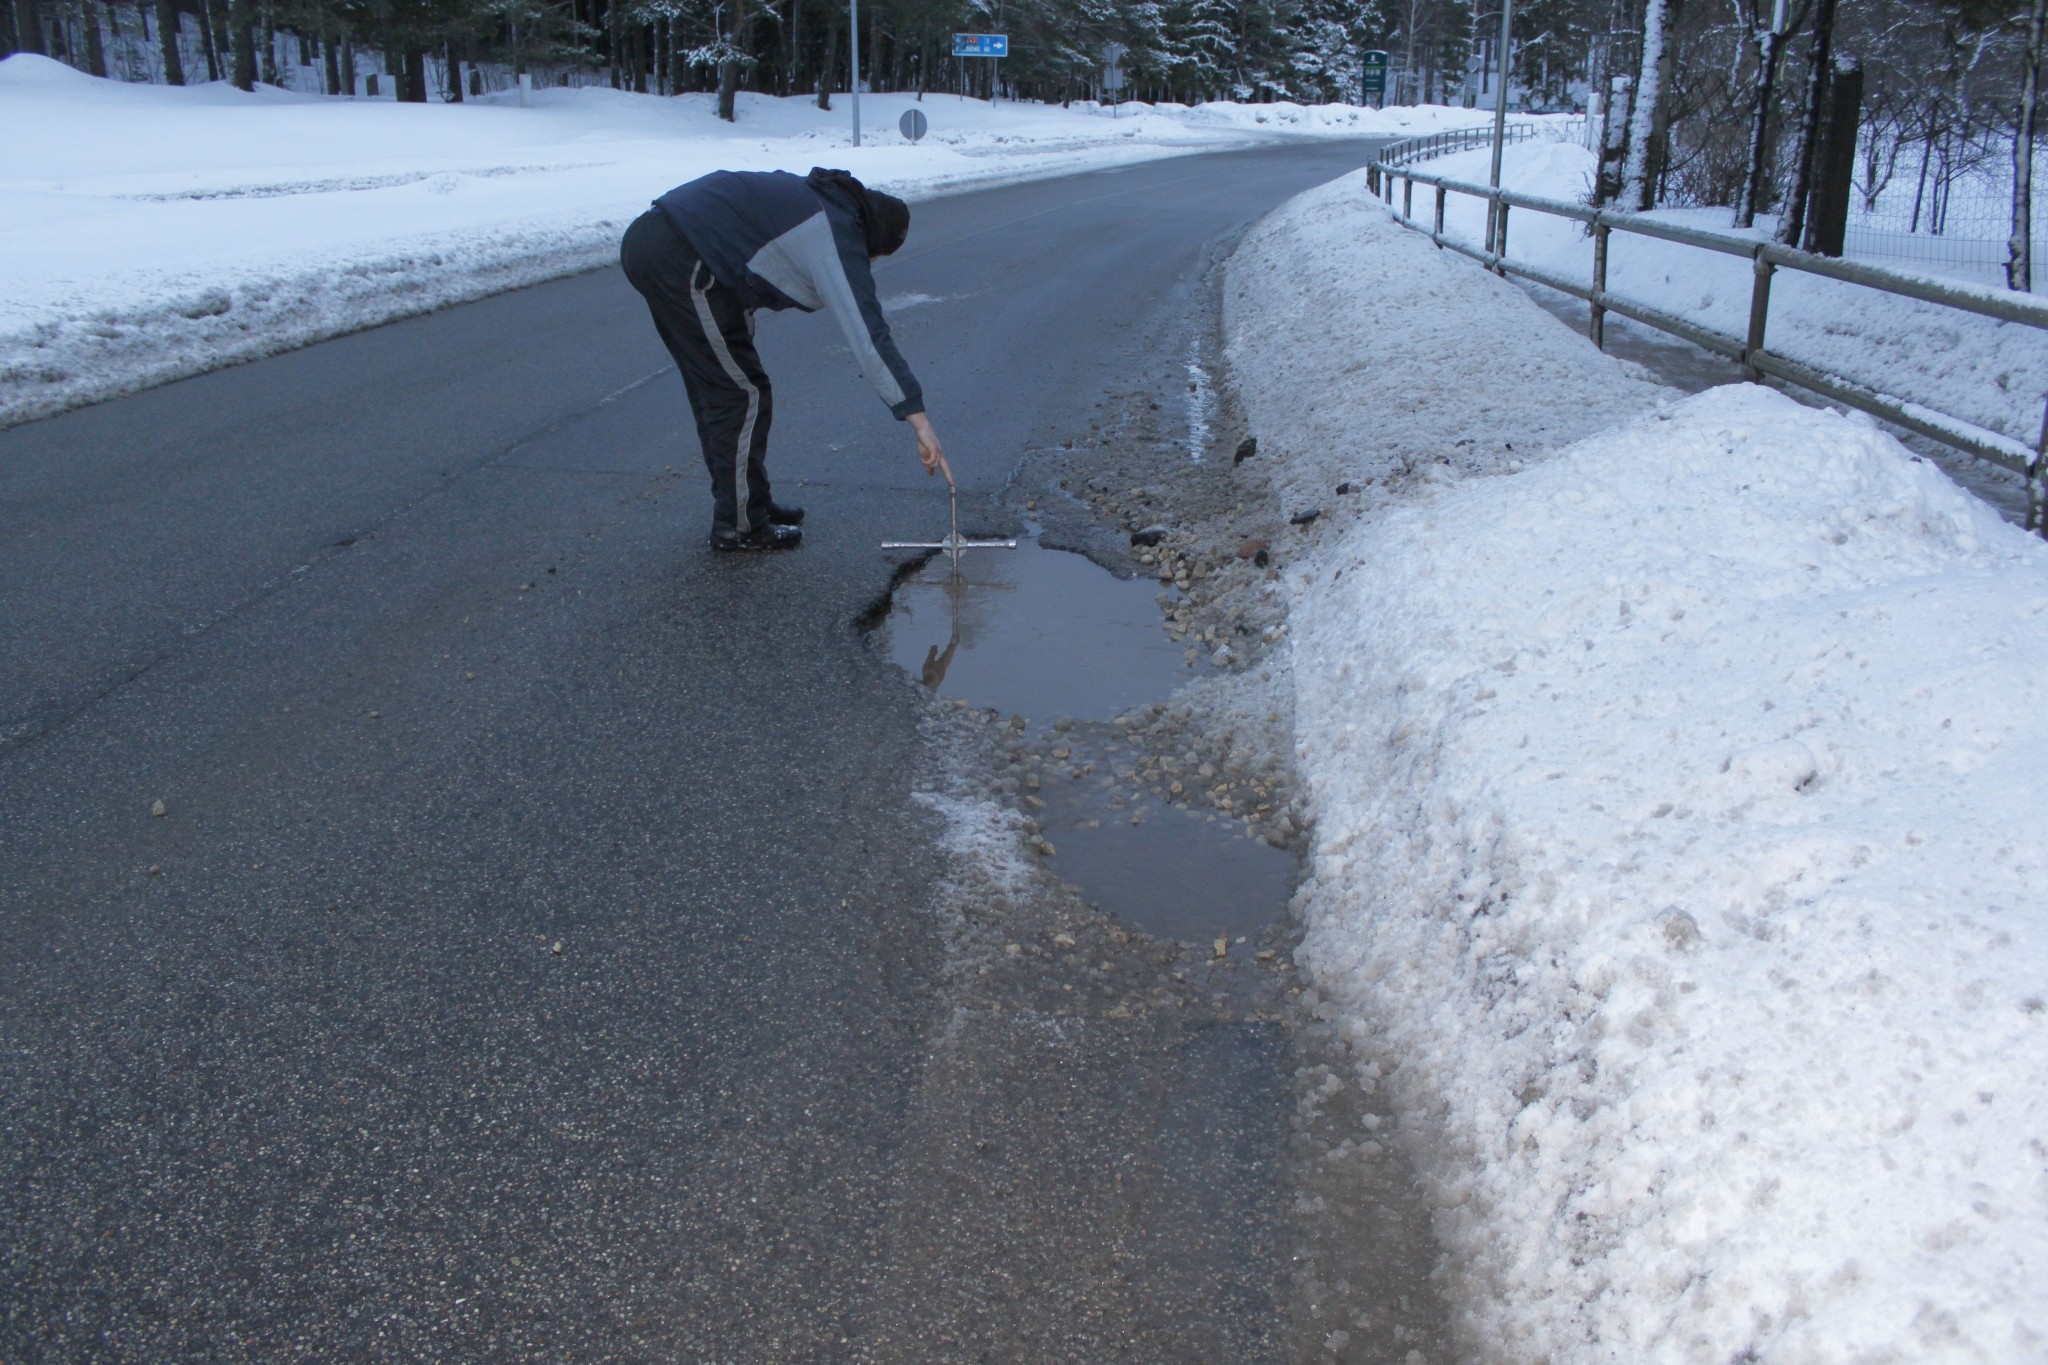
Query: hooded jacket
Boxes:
[{"xmin": 653, "ymin": 168, "xmax": 924, "ymax": 419}]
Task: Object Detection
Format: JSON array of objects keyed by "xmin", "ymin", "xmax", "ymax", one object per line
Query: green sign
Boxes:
[{"xmin": 1360, "ymin": 48, "xmax": 1388, "ymax": 100}]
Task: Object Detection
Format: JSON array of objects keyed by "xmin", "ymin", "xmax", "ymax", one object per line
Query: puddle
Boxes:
[
  {"xmin": 881, "ymin": 538, "xmax": 1189, "ymax": 724},
  {"xmin": 879, "ymin": 534, "xmax": 1295, "ymax": 943},
  {"xmin": 1037, "ymin": 781, "xmax": 1294, "ymax": 941}
]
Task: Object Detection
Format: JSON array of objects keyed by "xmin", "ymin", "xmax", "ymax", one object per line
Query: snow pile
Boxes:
[
  {"xmin": 1293, "ymin": 384, "xmax": 2048, "ymax": 1359},
  {"xmin": 0, "ymin": 53, "xmax": 1488, "ymax": 425},
  {"xmin": 1228, "ymin": 168, "xmax": 2048, "ymax": 1359},
  {"xmin": 1417, "ymin": 138, "xmax": 2048, "ymax": 458}
]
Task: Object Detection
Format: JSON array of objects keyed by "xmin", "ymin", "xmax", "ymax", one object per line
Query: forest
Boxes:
[{"xmin": 5, "ymin": 0, "xmax": 2045, "ymax": 286}]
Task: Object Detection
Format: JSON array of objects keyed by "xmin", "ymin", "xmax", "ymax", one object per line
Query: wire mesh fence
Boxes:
[{"xmin": 1846, "ymin": 127, "xmax": 2044, "ymax": 276}]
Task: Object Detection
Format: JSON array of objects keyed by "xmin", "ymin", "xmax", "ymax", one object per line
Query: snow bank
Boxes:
[
  {"xmin": 0, "ymin": 53, "xmax": 1491, "ymax": 426},
  {"xmin": 1223, "ymin": 168, "xmax": 1660, "ymax": 514},
  {"xmin": 1231, "ymin": 168, "xmax": 2048, "ymax": 1360},
  {"xmin": 1419, "ymin": 138, "xmax": 2048, "ymax": 461}
]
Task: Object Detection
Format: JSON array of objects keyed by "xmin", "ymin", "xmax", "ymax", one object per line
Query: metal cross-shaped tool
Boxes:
[{"xmin": 882, "ymin": 484, "xmax": 1017, "ymax": 569}]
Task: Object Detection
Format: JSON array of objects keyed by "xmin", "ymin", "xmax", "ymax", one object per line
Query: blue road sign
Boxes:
[{"xmin": 952, "ymin": 33, "xmax": 1009, "ymax": 57}]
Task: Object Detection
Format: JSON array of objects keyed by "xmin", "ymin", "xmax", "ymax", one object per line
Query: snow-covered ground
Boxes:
[
  {"xmin": 1408, "ymin": 138, "xmax": 2048, "ymax": 458},
  {"xmin": 1229, "ymin": 171, "xmax": 2048, "ymax": 1360},
  {"xmin": 0, "ymin": 52, "xmax": 1490, "ymax": 426}
]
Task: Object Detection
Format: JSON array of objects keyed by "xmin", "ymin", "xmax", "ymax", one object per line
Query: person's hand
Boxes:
[{"xmin": 908, "ymin": 412, "xmax": 953, "ymax": 487}]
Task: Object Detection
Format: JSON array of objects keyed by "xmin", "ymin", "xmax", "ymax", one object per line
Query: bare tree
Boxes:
[
  {"xmin": 1732, "ymin": 0, "xmax": 1804, "ymax": 226},
  {"xmin": 156, "ymin": 0, "xmax": 186, "ymax": 80},
  {"xmin": 2012, "ymin": 0, "xmax": 2045, "ymax": 290},
  {"xmin": 1618, "ymin": 0, "xmax": 1667, "ymax": 207},
  {"xmin": 1773, "ymin": 0, "xmax": 1835, "ymax": 246}
]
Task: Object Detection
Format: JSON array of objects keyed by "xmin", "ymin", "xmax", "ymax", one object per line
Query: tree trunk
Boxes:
[
  {"xmin": 1734, "ymin": 15, "xmax": 1789, "ymax": 227},
  {"xmin": 199, "ymin": 0, "xmax": 221, "ymax": 80},
  {"xmin": 13, "ymin": 0, "xmax": 44, "ymax": 55},
  {"xmin": 606, "ymin": 1, "xmax": 618, "ymax": 88},
  {"xmin": 818, "ymin": 6, "xmax": 837, "ymax": 109},
  {"xmin": 1594, "ymin": 71, "xmax": 1633, "ymax": 206},
  {"xmin": 445, "ymin": 38, "xmax": 462, "ymax": 100},
  {"xmin": 786, "ymin": 0, "xmax": 801, "ymax": 96},
  {"xmin": 322, "ymin": 27, "xmax": 339, "ymax": 92},
  {"xmin": 1775, "ymin": 0, "xmax": 1838, "ymax": 247},
  {"xmin": 81, "ymin": 0, "xmax": 106, "ymax": 75},
  {"xmin": 2012, "ymin": 0, "xmax": 2046, "ymax": 291},
  {"xmin": 1643, "ymin": 6, "xmax": 1679, "ymax": 201},
  {"xmin": 342, "ymin": 33, "xmax": 355, "ymax": 93},
  {"xmin": 718, "ymin": 55, "xmax": 737, "ymax": 115},
  {"xmin": 397, "ymin": 46, "xmax": 426, "ymax": 101},
  {"xmin": 1620, "ymin": 0, "xmax": 1668, "ymax": 210},
  {"xmin": 155, "ymin": 0, "xmax": 184, "ymax": 82},
  {"xmin": 1804, "ymin": 59, "xmax": 1860, "ymax": 255},
  {"xmin": 229, "ymin": 0, "xmax": 255, "ymax": 90},
  {"xmin": 718, "ymin": 0, "xmax": 748, "ymax": 118}
]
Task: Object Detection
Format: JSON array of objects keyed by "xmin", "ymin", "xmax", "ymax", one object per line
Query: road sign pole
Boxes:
[{"xmin": 850, "ymin": 0, "xmax": 861, "ymax": 146}]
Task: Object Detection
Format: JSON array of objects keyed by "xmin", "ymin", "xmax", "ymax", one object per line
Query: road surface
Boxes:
[{"xmin": 0, "ymin": 141, "xmax": 1383, "ymax": 1360}]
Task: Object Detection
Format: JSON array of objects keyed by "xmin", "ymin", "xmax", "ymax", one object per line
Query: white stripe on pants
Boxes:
[{"xmin": 690, "ymin": 261, "xmax": 761, "ymax": 532}]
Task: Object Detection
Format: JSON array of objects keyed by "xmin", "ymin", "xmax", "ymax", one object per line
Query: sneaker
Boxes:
[
  {"xmin": 709, "ymin": 524, "xmax": 803, "ymax": 552},
  {"xmin": 766, "ymin": 501, "xmax": 805, "ymax": 526}
]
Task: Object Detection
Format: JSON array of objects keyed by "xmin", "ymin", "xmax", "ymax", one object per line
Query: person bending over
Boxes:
[{"xmin": 620, "ymin": 166, "xmax": 951, "ymax": 552}]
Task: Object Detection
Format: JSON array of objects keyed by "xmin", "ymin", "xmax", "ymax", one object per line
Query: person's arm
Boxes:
[
  {"xmin": 789, "ymin": 208, "xmax": 945, "ymax": 477},
  {"xmin": 806, "ymin": 214, "xmax": 927, "ymax": 415}
]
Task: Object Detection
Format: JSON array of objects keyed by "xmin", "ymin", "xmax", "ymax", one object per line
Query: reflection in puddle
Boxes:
[
  {"xmin": 879, "ymin": 535, "xmax": 1294, "ymax": 942},
  {"xmin": 882, "ymin": 539, "xmax": 1187, "ymax": 724}
]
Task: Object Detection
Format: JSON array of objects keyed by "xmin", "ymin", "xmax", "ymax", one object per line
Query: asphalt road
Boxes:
[{"xmin": 0, "ymin": 140, "xmax": 1383, "ymax": 1361}]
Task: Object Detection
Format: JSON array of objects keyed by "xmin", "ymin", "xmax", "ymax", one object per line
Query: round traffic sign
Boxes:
[{"xmin": 900, "ymin": 108, "xmax": 929, "ymax": 143}]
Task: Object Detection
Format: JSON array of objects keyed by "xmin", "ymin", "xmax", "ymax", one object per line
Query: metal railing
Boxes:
[
  {"xmin": 1377, "ymin": 122, "xmax": 1548, "ymax": 169},
  {"xmin": 1365, "ymin": 154, "xmax": 2048, "ymax": 528}
]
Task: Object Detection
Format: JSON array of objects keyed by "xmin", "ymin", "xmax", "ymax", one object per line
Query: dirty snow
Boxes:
[
  {"xmin": 1229, "ymin": 169, "xmax": 2048, "ymax": 1359},
  {"xmin": 0, "ymin": 52, "xmax": 1490, "ymax": 426}
]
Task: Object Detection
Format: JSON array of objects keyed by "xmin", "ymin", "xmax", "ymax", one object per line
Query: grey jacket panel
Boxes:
[
  {"xmin": 653, "ymin": 169, "xmax": 924, "ymax": 419},
  {"xmin": 748, "ymin": 213, "xmax": 918, "ymax": 416}
]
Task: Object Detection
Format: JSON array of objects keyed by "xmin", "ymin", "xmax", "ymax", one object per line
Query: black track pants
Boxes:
[{"xmin": 620, "ymin": 210, "xmax": 775, "ymax": 534}]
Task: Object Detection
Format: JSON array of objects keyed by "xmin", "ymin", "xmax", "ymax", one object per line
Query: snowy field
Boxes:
[
  {"xmin": 0, "ymin": 52, "xmax": 1489, "ymax": 427},
  {"xmin": 1229, "ymin": 172, "xmax": 2048, "ymax": 1360},
  {"xmin": 1407, "ymin": 138, "xmax": 2048, "ymax": 459}
]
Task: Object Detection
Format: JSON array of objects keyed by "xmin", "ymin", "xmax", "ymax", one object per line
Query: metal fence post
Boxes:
[
  {"xmin": 1495, "ymin": 201, "xmax": 1510, "ymax": 272},
  {"xmin": 1434, "ymin": 185, "xmax": 1446, "ymax": 240},
  {"xmin": 1403, "ymin": 175, "xmax": 1413, "ymax": 220},
  {"xmin": 1744, "ymin": 247, "xmax": 1775, "ymax": 380},
  {"xmin": 1590, "ymin": 220, "xmax": 1610, "ymax": 349}
]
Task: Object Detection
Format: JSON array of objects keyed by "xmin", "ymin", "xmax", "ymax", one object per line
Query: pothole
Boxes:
[
  {"xmin": 875, "ymin": 533, "xmax": 1294, "ymax": 944},
  {"xmin": 870, "ymin": 241, "xmax": 1452, "ymax": 1359}
]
